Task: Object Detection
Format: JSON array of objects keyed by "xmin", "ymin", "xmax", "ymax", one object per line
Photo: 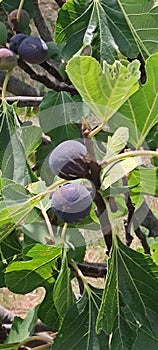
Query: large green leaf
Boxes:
[
  {"xmin": 5, "ymin": 307, "xmax": 38, "ymax": 344},
  {"xmin": 110, "ymin": 53, "xmax": 158, "ymax": 148},
  {"xmin": 5, "ymin": 244, "xmax": 61, "ymax": 293},
  {"xmin": 38, "ymin": 284, "xmax": 60, "ymax": 329},
  {"xmin": 96, "ymin": 237, "xmax": 158, "ymax": 349},
  {"xmin": 39, "ymin": 91, "xmax": 83, "ymax": 139},
  {"xmin": 53, "ymin": 251, "xmax": 74, "ymax": 321},
  {"xmin": 0, "ymin": 105, "xmax": 29, "ymax": 184},
  {"xmin": 53, "ymin": 286, "xmax": 108, "ymax": 350},
  {"xmin": 0, "ymin": 181, "xmax": 41, "ymax": 241},
  {"xmin": 22, "ymin": 125, "xmax": 42, "ymax": 158},
  {"xmin": 129, "ymin": 167, "xmax": 158, "ymax": 197},
  {"xmin": 66, "ymin": 56, "xmax": 140, "ymax": 124},
  {"xmin": 55, "ymin": 0, "xmax": 158, "ymax": 62}
]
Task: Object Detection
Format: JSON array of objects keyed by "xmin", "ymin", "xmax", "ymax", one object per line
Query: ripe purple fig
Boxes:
[
  {"xmin": 51, "ymin": 183, "xmax": 92, "ymax": 223},
  {"xmin": 49, "ymin": 140, "xmax": 89, "ymax": 180},
  {"xmin": 0, "ymin": 48, "xmax": 17, "ymax": 70},
  {"xmin": 8, "ymin": 9, "xmax": 30, "ymax": 33},
  {"xmin": 9, "ymin": 33, "xmax": 27, "ymax": 54},
  {"xmin": 18, "ymin": 36, "xmax": 48, "ymax": 64}
]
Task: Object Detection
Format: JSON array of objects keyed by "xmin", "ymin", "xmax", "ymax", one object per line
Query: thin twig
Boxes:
[
  {"xmin": 40, "ymin": 61, "xmax": 64, "ymax": 82},
  {"xmin": 18, "ymin": 58, "xmax": 77, "ymax": 94},
  {"xmin": 0, "ymin": 96, "xmax": 43, "ymax": 107}
]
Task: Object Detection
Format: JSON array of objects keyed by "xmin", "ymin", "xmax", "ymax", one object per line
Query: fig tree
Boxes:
[
  {"xmin": 8, "ymin": 9, "xmax": 30, "ymax": 32},
  {"xmin": 49, "ymin": 140, "xmax": 89, "ymax": 180},
  {"xmin": 18, "ymin": 36, "xmax": 48, "ymax": 64},
  {"xmin": 0, "ymin": 48, "xmax": 17, "ymax": 70},
  {"xmin": 9, "ymin": 33, "xmax": 27, "ymax": 54},
  {"xmin": 51, "ymin": 183, "xmax": 92, "ymax": 223}
]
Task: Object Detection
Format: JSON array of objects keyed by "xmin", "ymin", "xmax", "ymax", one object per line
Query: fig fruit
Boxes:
[
  {"xmin": 9, "ymin": 33, "xmax": 27, "ymax": 54},
  {"xmin": 0, "ymin": 48, "xmax": 17, "ymax": 70},
  {"xmin": 8, "ymin": 9, "xmax": 30, "ymax": 33},
  {"xmin": 18, "ymin": 36, "xmax": 48, "ymax": 64},
  {"xmin": 49, "ymin": 140, "xmax": 89, "ymax": 180},
  {"xmin": 51, "ymin": 183, "xmax": 92, "ymax": 223}
]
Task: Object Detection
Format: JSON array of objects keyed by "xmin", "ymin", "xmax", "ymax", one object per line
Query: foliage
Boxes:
[{"xmin": 0, "ymin": 0, "xmax": 158, "ymax": 349}]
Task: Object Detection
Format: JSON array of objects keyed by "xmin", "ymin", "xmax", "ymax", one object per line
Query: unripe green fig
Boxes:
[
  {"xmin": 0, "ymin": 48, "xmax": 17, "ymax": 70},
  {"xmin": 49, "ymin": 140, "xmax": 89, "ymax": 180},
  {"xmin": 51, "ymin": 183, "xmax": 92, "ymax": 223},
  {"xmin": 0, "ymin": 22, "xmax": 8, "ymax": 46},
  {"xmin": 18, "ymin": 36, "xmax": 48, "ymax": 64},
  {"xmin": 8, "ymin": 9, "xmax": 30, "ymax": 33}
]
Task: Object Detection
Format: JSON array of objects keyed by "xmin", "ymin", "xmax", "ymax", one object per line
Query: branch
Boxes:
[
  {"xmin": 75, "ymin": 261, "xmax": 107, "ymax": 278},
  {"xmin": 0, "ymin": 71, "xmax": 42, "ymax": 96},
  {"xmin": 123, "ymin": 178, "xmax": 150, "ymax": 253},
  {"xmin": 32, "ymin": 0, "xmax": 52, "ymax": 42},
  {"xmin": 40, "ymin": 61, "xmax": 64, "ymax": 82},
  {"xmin": 0, "ymin": 96, "xmax": 43, "ymax": 107},
  {"xmin": 54, "ymin": 0, "xmax": 66, "ymax": 7},
  {"xmin": 18, "ymin": 58, "xmax": 77, "ymax": 94}
]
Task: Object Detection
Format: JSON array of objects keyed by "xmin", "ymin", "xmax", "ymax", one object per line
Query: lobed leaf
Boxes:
[
  {"xmin": 5, "ymin": 244, "xmax": 61, "ymax": 294},
  {"xmin": 66, "ymin": 56, "xmax": 140, "ymax": 124},
  {"xmin": 55, "ymin": 0, "xmax": 158, "ymax": 62},
  {"xmin": 110, "ymin": 53, "xmax": 158, "ymax": 147},
  {"xmin": 53, "ymin": 251, "xmax": 75, "ymax": 321},
  {"xmin": 96, "ymin": 237, "xmax": 158, "ymax": 349},
  {"xmin": 53, "ymin": 286, "xmax": 108, "ymax": 350}
]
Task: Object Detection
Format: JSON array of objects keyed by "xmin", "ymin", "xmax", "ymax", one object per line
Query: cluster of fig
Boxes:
[
  {"xmin": 49, "ymin": 140, "xmax": 94, "ymax": 224},
  {"xmin": 9, "ymin": 33, "xmax": 48, "ymax": 64},
  {"xmin": 0, "ymin": 8, "xmax": 48, "ymax": 71}
]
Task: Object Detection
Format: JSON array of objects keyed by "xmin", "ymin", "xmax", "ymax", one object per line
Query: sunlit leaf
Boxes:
[
  {"xmin": 104, "ymin": 127, "xmax": 129, "ymax": 160},
  {"xmin": 101, "ymin": 156, "xmax": 142, "ymax": 190},
  {"xmin": 66, "ymin": 56, "xmax": 140, "ymax": 124},
  {"xmin": 5, "ymin": 244, "xmax": 61, "ymax": 293},
  {"xmin": 22, "ymin": 125, "xmax": 42, "ymax": 157},
  {"xmin": 129, "ymin": 167, "xmax": 158, "ymax": 197},
  {"xmin": 110, "ymin": 53, "xmax": 158, "ymax": 147}
]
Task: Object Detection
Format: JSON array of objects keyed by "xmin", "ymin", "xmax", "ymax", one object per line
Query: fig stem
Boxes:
[
  {"xmin": 40, "ymin": 202, "xmax": 56, "ymax": 243},
  {"xmin": 100, "ymin": 149, "xmax": 158, "ymax": 167},
  {"xmin": 1, "ymin": 68, "xmax": 13, "ymax": 102},
  {"xmin": 17, "ymin": 335, "xmax": 52, "ymax": 350},
  {"xmin": 17, "ymin": 0, "xmax": 25, "ymax": 22},
  {"xmin": 88, "ymin": 123, "xmax": 104, "ymax": 138},
  {"xmin": 70, "ymin": 259, "xmax": 89, "ymax": 289},
  {"xmin": 61, "ymin": 222, "xmax": 68, "ymax": 244}
]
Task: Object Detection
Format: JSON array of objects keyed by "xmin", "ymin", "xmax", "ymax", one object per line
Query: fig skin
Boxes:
[
  {"xmin": 49, "ymin": 140, "xmax": 89, "ymax": 180},
  {"xmin": 18, "ymin": 36, "xmax": 48, "ymax": 64},
  {"xmin": 51, "ymin": 183, "xmax": 92, "ymax": 223},
  {"xmin": 0, "ymin": 48, "xmax": 17, "ymax": 70},
  {"xmin": 9, "ymin": 33, "xmax": 27, "ymax": 54},
  {"xmin": 8, "ymin": 9, "xmax": 30, "ymax": 32}
]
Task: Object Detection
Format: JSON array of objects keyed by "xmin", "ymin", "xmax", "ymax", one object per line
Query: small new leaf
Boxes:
[{"xmin": 104, "ymin": 127, "xmax": 129, "ymax": 160}]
